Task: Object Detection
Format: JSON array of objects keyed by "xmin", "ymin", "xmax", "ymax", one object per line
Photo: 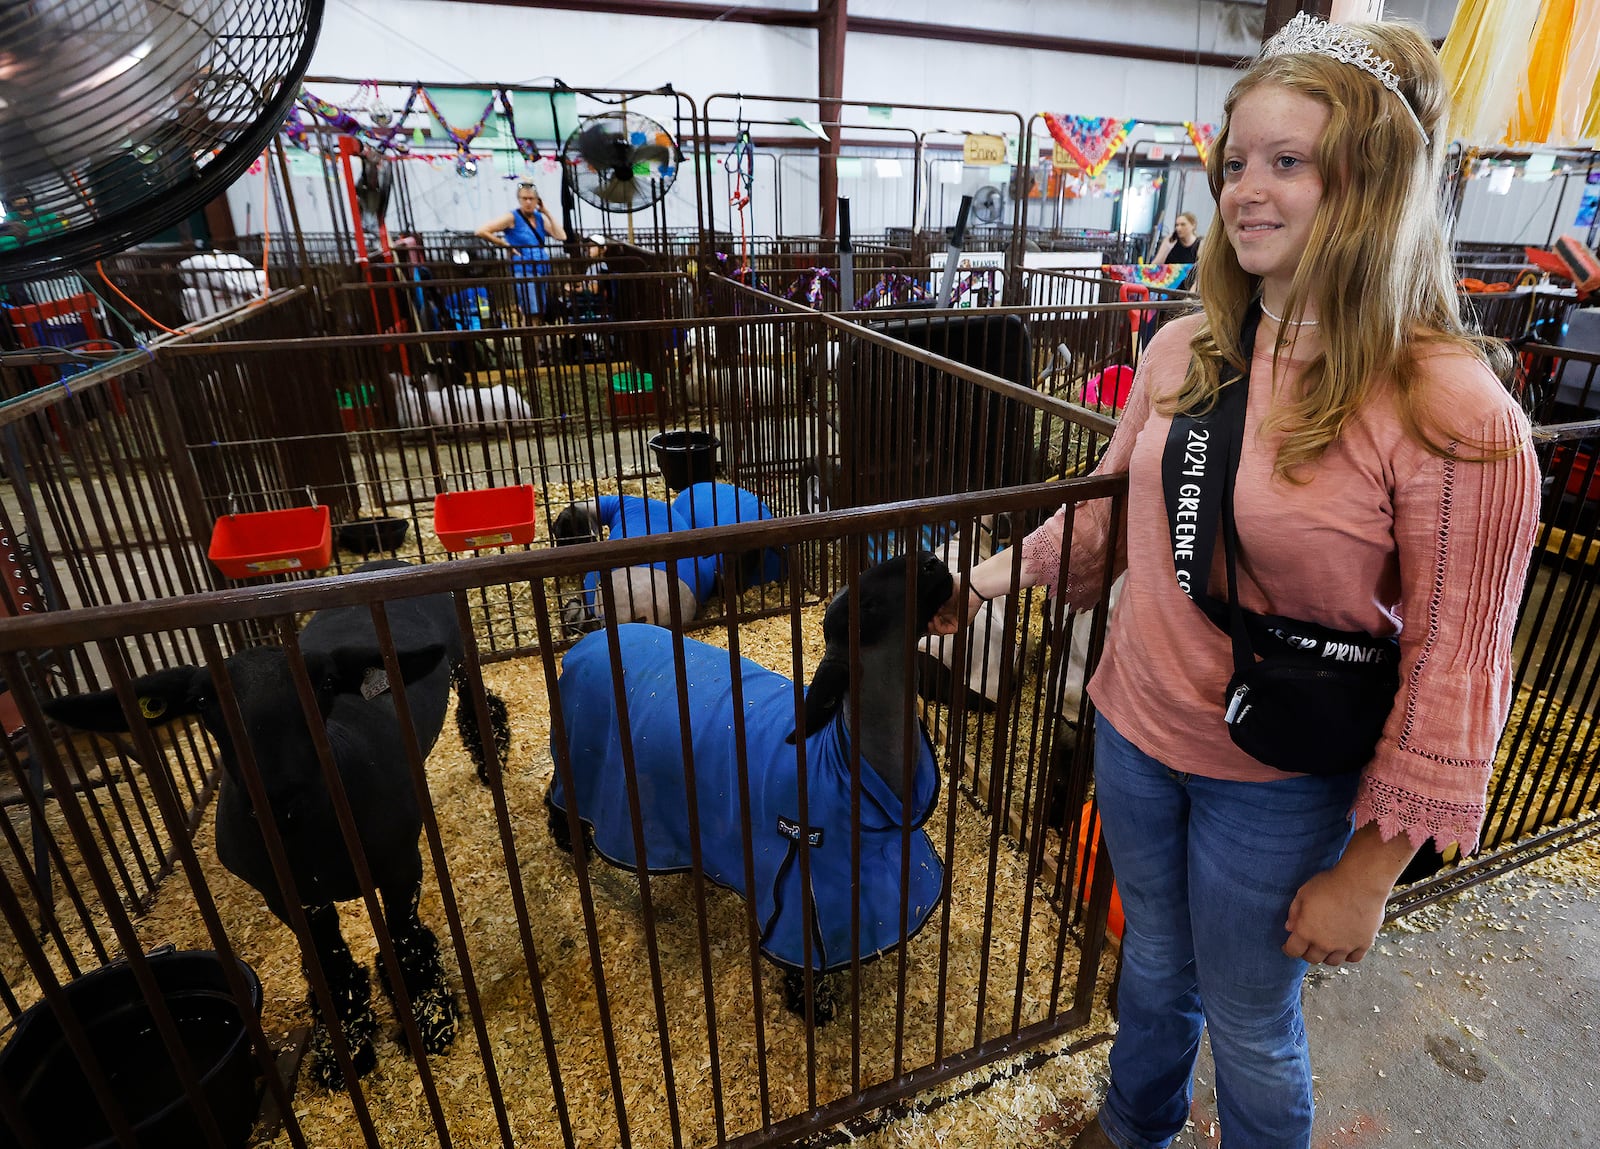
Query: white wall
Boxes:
[
  {"xmin": 225, "ymin": 0, "xmax": 1462, "ymax": 248},
  {"xmin": 226, "ymin": 0, "xmax": 1260, "ymax": 243}
]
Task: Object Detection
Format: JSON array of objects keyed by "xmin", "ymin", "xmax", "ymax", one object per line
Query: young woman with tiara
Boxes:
[{"xmin": 931, "ymin": 16, "xmax": 1539, "ymax": 1147}]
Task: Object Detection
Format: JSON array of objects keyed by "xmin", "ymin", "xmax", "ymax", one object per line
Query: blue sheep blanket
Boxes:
[
  {"xmin": 549, "ymin": 624, "xmax": 944, "ymax": 972},
  {"xmin": 582, "ymin": 495, "xmax": 719, "ymax": 606},
  {"xmin": 671, "ymin": 481, "xmax": 785, "ymax": 587}
]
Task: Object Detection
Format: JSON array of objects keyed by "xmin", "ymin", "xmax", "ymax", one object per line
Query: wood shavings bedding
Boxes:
[{"xmin": 3, "ymin": 602, "xmax": 1104, "ymax": 1148}]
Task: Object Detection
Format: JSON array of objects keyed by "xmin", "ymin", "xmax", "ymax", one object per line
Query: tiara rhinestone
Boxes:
[{"xmin": 1260, "ymin": 12, "xmax": 1429, "ymax": 143}]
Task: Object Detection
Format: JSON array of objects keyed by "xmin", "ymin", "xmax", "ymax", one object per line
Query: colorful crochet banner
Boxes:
[
  {"xmin": 419, "ymin": 88, "xmax": 499, "ymax": 156},
  {"xmin": 1042, "ymin": 114, "xmax": 1137, "ymax": 178},
  {"xmin": 854, "ymin": 274, "xmax": 929, "ymax": 310},
  {"xmin": 292, "ymin": 85, "xmax": 420, "ymax": 153},
  {"xmin": 1102, "ymin": 263, "xmax": 1196, "ymax": 291},
  {"xmin": 1184, "ymin": 121, "xmax": 1217, "ymax": 165},
  {"xmin": 298, "ymin": 90, "xmax": 365, "ymax": 136},
  {"xmin": 785, "ymin": 267, "xmax": 838, "ymax": 308}
]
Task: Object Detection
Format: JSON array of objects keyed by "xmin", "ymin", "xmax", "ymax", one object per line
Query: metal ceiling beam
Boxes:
[
  {"xmin": 448, "ymin": 0, "xmax": 819, "ymax": 26},
  {"xmin": 844, "ymin": 16, "xmax": 1249, "ymax": 69},
  {"xmin": 438, "ymin": 1, "xmax": 1251, "ymax": 70}
]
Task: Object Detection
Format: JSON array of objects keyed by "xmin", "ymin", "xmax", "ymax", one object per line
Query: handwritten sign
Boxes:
[{"xmin": 963, "ymin": 133, "xmax": 1008, "ymax": 165}]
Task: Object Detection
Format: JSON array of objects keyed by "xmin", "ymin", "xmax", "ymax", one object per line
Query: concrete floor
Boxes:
[{"xmin": 1166, "ymin": 864, "xmax": 1600, "ymax": 1149}]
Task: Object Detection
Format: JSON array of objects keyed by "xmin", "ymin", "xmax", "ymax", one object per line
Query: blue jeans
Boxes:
[{"xmin": 1091, "ymin": 714, "xmax": 1361, "ymax": 1149}]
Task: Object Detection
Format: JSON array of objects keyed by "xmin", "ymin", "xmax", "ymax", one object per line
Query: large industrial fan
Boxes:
[
  {"xmin": 563, "ymin": 111, "xmax": 679, "ymax": 214},
  {"xmin": 0, "ymin": 0, "xmax": 324, "ymax": 281}
]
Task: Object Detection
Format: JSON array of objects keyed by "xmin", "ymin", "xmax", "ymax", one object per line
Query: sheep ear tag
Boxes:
[
  {"xmin": 359, "ymin": 667, "xmax": 391, "ymax": 700},
  {"xmin": 138, "ymin": 696, "xmax": 167, "ymax": 720}
]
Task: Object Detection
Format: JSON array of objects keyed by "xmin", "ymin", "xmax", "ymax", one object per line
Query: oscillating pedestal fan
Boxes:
[
  {"xmin": 0, "ymin": 0, "xmax": 325, "ymax": 281},
  {"xmin": 563, "ymin": 111, "xmax": 679, "ymax": 215}
]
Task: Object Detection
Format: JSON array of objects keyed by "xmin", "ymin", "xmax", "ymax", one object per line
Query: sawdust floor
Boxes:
[{"xmin": 14, "ymin": 601, "xmax": 1107, "ymax": 1148}]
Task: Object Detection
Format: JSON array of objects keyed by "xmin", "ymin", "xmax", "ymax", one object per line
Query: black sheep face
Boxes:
[
  {"xmin": 42, "ymin": 642, "xmax": 446, "ymax": 786},
  {"xmin": 552, "ymin": 503, "xmax": 601, "ymax": 546},
  {"xmin": 821, "ymin": 550, "xmax": 955, "ymax": 649},
  {"xmin": 799, "ymin": 551, "xmax": 954, "ymax": 740}
]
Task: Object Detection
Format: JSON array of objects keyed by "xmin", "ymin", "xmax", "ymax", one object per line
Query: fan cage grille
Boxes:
[
  {"xmin": 562, "ymin": 110, "xmax": 680, "ymax": 215},
  {"xmin": 0, "ymin": 0, "xmax": 323, "ymax": 280}
]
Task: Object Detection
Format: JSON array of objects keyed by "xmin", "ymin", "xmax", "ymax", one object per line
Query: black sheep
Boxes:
[{"xmin": 43, "ymin": 560, "xmax": 511, "ymax": 1088}]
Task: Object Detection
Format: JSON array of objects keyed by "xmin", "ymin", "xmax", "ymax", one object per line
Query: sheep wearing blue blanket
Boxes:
[
  {"xmin": 553, "ymin": 494, "xmax": 713, "ymax": 632},
  {"xmin": 670, "ymin": 481, "xmax": 787, "ymax": 594},
  {"xmin": 547, "ymin": 551, "xmax": 954, "ymax": 1022}
]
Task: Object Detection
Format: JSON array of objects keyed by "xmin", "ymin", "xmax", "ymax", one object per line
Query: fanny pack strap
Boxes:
[{"xmin": 1162, "ymin": 306, "xmax": 1398, "ymax": 670}]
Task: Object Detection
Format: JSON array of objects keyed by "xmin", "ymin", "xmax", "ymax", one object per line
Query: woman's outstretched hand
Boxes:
[{"xmin": 928, "ymin": 584, "xmax": 984, "ymax": 635}]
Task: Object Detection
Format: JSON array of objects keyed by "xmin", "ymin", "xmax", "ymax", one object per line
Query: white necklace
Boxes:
[{"xmin": 1260, "ymin": 298, "xmax": 1319, "ymax": 327}]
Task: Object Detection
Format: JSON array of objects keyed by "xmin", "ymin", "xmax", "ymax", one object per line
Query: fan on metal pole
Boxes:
[
  {"xmin": 562, "ymin": 111, "xmax": 679, "ymax": 223},
  {"xmin": 0, "ymin": 0, "xmax": 325, "ymax": 282}
]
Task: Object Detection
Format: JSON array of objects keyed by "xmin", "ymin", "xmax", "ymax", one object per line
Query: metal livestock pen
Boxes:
[{"xmin": 0, "ymin": 289, "xmax": 1136, "ymax": 1147}]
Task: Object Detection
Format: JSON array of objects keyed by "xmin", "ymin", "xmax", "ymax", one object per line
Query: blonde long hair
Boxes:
[{"xmin": 1168, "ymin": 20, "xmax": 1514, "ymax": 478}]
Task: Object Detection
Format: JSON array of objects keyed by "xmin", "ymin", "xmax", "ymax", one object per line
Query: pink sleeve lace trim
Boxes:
[
  {"xmin": 1351, "ymin": 773, "xmax": 1486, "ymax": 854},
  {"xmin": 1019, "ymin": 508, "xmax": 1064, "ymax": 595},
  {"xmin": 1356, "ymin": 398, "xmax": 1538, "ymax": 857}
]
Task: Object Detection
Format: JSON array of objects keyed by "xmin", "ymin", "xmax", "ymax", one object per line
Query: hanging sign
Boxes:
[
  {"xmin": 963, "ymin": 133, "xmax": 1008, "ymax": 165},
  {"xmin": 1524, "ymin": 152, "xmax": 1557, "ymax": 183},
  {"xmin": 1051, "ymin": 144, "xmax": 1081, "ymax": 170}
]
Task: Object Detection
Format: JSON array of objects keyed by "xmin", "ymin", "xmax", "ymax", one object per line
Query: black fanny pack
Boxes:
[{"xmin": 1160, "ymin": 305, "xmax": 1399, "ymax": 776}]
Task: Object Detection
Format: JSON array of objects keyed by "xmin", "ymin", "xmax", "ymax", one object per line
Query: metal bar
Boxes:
[
  {"xmin": 0, "ymin": 480, "xmax": 1127, "ymax": 653},
  {"xmin": 847, "ymin": 14, "xmax": 1247, "ymax": 68},
  {"xmin": 818, "ymin": 0, "xmax": 847, "ymax": 241}
]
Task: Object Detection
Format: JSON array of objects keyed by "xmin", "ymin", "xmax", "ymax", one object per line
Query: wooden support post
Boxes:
[{"xmin": 818, "ymin": 0, "xmax": 847, "ymax": 240}]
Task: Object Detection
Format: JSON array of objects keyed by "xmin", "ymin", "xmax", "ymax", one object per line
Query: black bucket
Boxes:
[
  {"xmin": 648, "ymin": 430, "xmax": 720, "ymax": 491},
  {"xmin": 0, "ymin": 950, "xmax": 264, "ymax": 1149}
]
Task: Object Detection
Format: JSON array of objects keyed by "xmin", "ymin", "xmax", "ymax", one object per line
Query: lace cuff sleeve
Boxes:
[{"xmin": 1356, "ymin": 399, "xmax": 1538, "ymax": 855}]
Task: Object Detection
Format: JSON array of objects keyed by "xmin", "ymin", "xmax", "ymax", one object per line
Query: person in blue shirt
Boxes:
[{"xmin": 475, "ymin": 181, "xmax": 566, "ymax": 322}]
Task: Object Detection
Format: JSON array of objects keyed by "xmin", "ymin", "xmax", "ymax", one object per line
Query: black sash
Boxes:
[{"xmin": 1160, "ymin": 308, "xmax": 1400, "ymax": 672}]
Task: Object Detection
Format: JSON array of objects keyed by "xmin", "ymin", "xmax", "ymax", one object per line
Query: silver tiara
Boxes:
[{"xmin": 1260, "ymin": 12, "xmax": 1429, "ymax": 143}]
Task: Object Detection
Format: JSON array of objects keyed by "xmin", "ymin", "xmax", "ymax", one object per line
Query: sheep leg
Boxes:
[
  {"xmin": 544, "ymin": 780, "xmax": 593, "ymax": 856},
  {"xmin": 452, "ymin": 665, "xmax": 511, "ymax": 785},
  {"xmin": 379, "ymin": 881, "xmax": 458, "ymax": 1057},
  {"xmin": 302, "ymin": 904, "xmax": 378, "ymax": 1090},
  {"xmin": 781, "ymin": 969, "xmax": 838, "ymax": 1027}
]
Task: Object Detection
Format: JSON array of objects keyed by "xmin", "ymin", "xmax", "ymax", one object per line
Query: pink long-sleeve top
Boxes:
[{"xmin": 1023, "ymin": 313, "xmax": 1539, "ymax": 853}]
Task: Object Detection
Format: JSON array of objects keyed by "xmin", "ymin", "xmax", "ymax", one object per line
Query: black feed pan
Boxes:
[
  {"xmin": 336, "ymin": 515, "xmax": 410, "ymax": 556},
  {"xmin": 0, "ymin": 949, "xmax": 263, "ymax": 1149}
]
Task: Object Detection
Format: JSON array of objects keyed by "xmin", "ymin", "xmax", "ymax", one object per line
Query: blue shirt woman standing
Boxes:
[{"xmin": 475, "ymin": 180, "xmax": 567, "ymax": 322}]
